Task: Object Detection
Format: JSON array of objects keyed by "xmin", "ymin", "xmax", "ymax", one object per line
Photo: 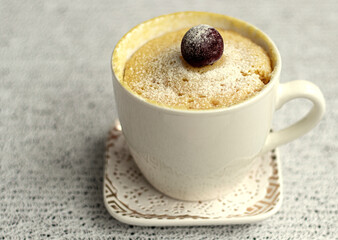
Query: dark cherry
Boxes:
[{"xmin": 181, "ymin": 25, "xmax": 224, "ymax": 67}]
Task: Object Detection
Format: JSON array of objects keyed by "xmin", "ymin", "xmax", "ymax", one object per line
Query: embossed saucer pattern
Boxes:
[{"xmin": 103, "ymin": 123, "xmax": 283, "ymax": 226}]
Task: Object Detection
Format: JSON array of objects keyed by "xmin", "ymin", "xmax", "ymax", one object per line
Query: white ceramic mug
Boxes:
[{"xmin": 111, "ymin": 12, "xmax": 325, "ymax": 201}]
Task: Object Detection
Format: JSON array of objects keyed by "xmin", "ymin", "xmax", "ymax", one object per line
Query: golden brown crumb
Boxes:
[{"xmin": 123, "ymin": 28, "xmax": 272, "ymax": 110}]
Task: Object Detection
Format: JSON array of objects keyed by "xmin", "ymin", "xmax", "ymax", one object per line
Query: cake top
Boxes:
[{"xmin": 123, "ymin": 27, "xmax": 272, "ymax": 110}]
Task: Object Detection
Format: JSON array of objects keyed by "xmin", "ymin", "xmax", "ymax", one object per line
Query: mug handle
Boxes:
[{"xmin": 261, "ymin": 80, "xmax": 326, "ymax": 154}]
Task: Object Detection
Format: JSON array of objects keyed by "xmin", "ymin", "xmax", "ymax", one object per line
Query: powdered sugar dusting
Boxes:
[
  {"xmin": 123, "ymin": 28, "xmax": 272, "ymax": 110},
  {"xmin": 184, "ymin": 24, "xmax": 212, "ymax": 51}
]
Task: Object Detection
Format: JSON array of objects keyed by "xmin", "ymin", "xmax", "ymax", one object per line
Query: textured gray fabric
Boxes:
[{"xmin": 0, "ymin": 0, "xmax": 337, "ymax": 239}]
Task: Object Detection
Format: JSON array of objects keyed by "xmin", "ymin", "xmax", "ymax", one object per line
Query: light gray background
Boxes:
[{"xmin": 1, "ymin": 0, "xmax": 337, "ymax": 239}]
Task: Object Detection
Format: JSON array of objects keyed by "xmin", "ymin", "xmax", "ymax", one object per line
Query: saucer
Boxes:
[{"xmin": 103, "ymin": 121, "xmax": 283, "ymax": 226}]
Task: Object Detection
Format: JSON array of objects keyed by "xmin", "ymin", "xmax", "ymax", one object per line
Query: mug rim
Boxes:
[{"xmin": 111, "ymin": 11, "xmax": 282, "ymax": 115}]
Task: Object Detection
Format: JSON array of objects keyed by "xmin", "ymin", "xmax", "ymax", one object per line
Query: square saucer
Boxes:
[{"xmin": 103, "ymin": 123, "xmax": 283, "ymax": 226}]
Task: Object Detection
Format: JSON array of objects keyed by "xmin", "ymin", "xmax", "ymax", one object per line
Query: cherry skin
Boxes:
[{"xmin": 181, "ymin": 25, "xmax": 224, "ymax": 67}]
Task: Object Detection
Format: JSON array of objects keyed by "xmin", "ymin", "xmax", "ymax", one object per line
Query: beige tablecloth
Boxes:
[{"xmin": 1, "ymin": 0, "xmax": 337, "ymax": 238}]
